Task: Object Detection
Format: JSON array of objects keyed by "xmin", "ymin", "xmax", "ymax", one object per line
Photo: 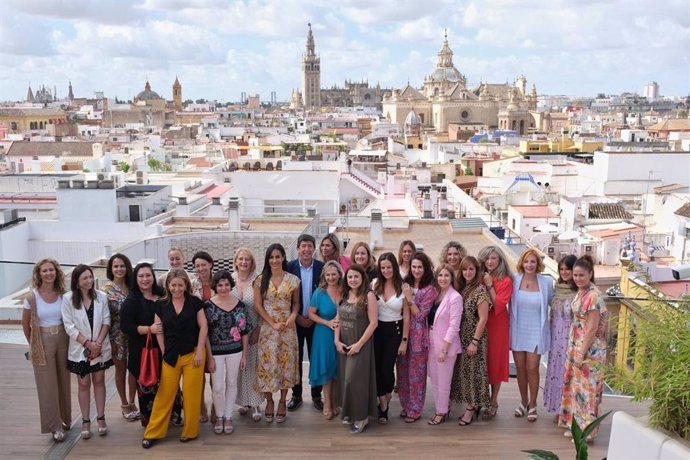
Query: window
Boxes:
[
  {"xmin": 461, "ymin": 110, "xmax": 469, "ymax": 119},
  {"xmin": 512, "ymin": 218, "xmax": 516, "ymax": 230}
]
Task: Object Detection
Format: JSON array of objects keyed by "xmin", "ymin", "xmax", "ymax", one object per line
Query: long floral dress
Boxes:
[
  {"xmin": 396, "ymin": 284, "xmax": 437, "ymax": 419},
  {"xmin": 559, "ymin": 285, "xmax": 609, "ymax": 436},
  {"xmin": 233, "ymin": 272, "xmax": 265, "ymax": 407},
  {"xmin": 451, "ymin": 285, "xmax": 492, "ymax": 409},
  {"xmin": 102, "ymin": 281, "xmax": 128, "ymax": 361},
  {"xmin": 255, "ymin": 273, "xmax": 300, "ymax": 393},
  {"xmin": 544, "ymin": 282, "xmax": 576, "ymax": 413}
]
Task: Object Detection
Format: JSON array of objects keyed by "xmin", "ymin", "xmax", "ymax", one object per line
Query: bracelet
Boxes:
[
  {"xmin": 471, "ymin": 337, "xmax": 480, "ymax": 344},
  {"xmin": 401, "ymin": 337, "xmax": 408, "ymax": 342},
  {"xmin": 83, "ymin": 339, "xmax": 89, "ymax": 347}
]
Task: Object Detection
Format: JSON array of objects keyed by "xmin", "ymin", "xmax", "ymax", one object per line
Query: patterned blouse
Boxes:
[
  {"xmin": 101, "ymin": 281, "xmax": 128, "ymax": 360},
  {"xmin": 205, "ymin": 300, "xmax": 251, "ymax": 355}
]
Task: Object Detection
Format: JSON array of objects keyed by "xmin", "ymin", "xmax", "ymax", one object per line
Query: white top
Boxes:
[
  {"xmin": 376, "ymin": 291, "xmax": 405, "ymax": 322},
  {"xmin": 23, "ymin": 289, "xmax": 63, "ymax": 327}
]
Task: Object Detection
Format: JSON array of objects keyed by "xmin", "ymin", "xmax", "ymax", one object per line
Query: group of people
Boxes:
[{"xmin": 22, "ymin": 233, "xmax": 609, "ymax": 446}]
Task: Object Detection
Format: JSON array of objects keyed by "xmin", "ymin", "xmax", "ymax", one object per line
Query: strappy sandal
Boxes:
[
  {"xmin": 527, "ymin": 407, "xmax": 538, "ymax": 422},
  {"xmin": 514, "ymin": 402, "xmax": 528, "ymax": 418},
  {"xmin": 404, "ymin": 415, "xmax": 420, "ymax": 423},
  {"xmin": 224, "ymin": 418, "xmax": 234, "ymax": 434},
  {"xmin": 214, "ymin": 417, "xmax": 224, "ymax": 434},
  {"xmin": 482, "ymin": 404, "xmax": 498, "ymax": 420},
  {"xmin": 264, "ymin": 399, "xmax": 275, "ymax": 423},
  {"xmin": 276, "ymin": 400, "xmax": 287, "ymax": 423},
  {"xmin": 81, "ymin": 418, "xmax": 91, "ymax": 439},
  {"xmin": 96, "ymin": 415, "xmax": 107, "ymax": 436},
  {"xmin": 458, "ymin": 406, "xmax": 477, "ymax": 426},
  {"xmin": 427, "ymin": 413, "xmax": 447, "ymax": 425}
]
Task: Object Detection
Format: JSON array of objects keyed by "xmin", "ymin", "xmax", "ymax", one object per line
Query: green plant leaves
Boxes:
[{"xmin": 521, "ymin": 449, "xmax": 559, "ymax": 460}]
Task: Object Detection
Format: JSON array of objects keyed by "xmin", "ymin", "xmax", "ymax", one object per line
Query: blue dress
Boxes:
[
  {"xmin": 308, "ymin": 288, "xmax": 338, "ymax": 386},
  {"xmin": 510, "ymin": 290, "xmax": 542, "ymax": 352}
]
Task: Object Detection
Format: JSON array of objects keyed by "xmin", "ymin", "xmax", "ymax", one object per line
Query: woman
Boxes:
[
  {"xmin": 61, "ymin": 264, "xmax": 113, "ymax": 439},
  {"xmin": 191, "ymin": 250, "xmax": 214, "ymax": 423},
  {"xmin": 544, "ymin": 255, "xmax": 577, "ymax": 420},
  {"xmin": 559, "ymin": 255, "xmax": 609, "ymax": 441},
  {"xmin": 439, "ymin": 241, "xmax": 467, "ymax": 275},
  {"xmin": 102, "ymin": 253, "xmax": 140, "ymax": 421},
  {"xmin": 307, "ymin": 260, "xmax": 343, "ymax": 419},
  {"xmin": 253, "ymin": 243, "xmax": 300, "ymax": 423},
  {"xmin": 21, "ymin": 259, "xmax": 71, "ymax": 442},
  {"xmin": 349, "ymin": 241, "xmax": 377, "ymax": 281},
  {"xmin": 158, "ymin": 246, "xmax": 188, "ymax": 287},
  {"xmin": 205, "ymin": 270, "xmax": 250, "ymax": 435},
  {"xmin": 335, "ymin": 264, "xmax": 378, "ymax": 434},
  {"xmin": 320, "ymin": 233, "xmax": 351, "ymax": 272},
  {"xmin": 372, "ymin": 252, "xmax": 410, "ymax": 424},
  {"xmin": 427, "ymin": 264, "xmax": 463, "ymax": 425},
  {"xmin": 510, "ymin": 248, "xmax": 554, "ymax": 422},
  {"xmin": 478, "ymin": 245, "xmax": 513, "ymax": 420},
  {"xmin": 121, "ymin": 262, "xmax": 181, "ymax": 427},
  {"xmin": 232, "ymin": 248, "xmax": 264, "ymax": 422},
  {"xmin": 451, "ymin": 256, "xmax": 492, "ymax": 426},
  {"xmin": 397, "ymin": 240, "xmax": 416, "ymax": 279},
  {"xmin": 142, "ymin": 269, "xmax": 208, "ymax": 448},
  {"xmin": 398, "ymin": 251, "xmax": 437, "ymax": 423}
]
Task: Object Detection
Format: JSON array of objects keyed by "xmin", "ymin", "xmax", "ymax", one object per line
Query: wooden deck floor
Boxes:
[{"xmin": 0, "ymin": 342, "xmax": 648, "ymax": 459}]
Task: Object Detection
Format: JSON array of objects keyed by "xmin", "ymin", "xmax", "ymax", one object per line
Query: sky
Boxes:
[{"xmin": 1, "ymin": 0, "xmax": 688, "ymax": 103}]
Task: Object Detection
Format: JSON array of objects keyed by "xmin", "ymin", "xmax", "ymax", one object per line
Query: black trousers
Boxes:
[
  {"xmin": 292, "ymin": 322, "xmax": 322, "ymax": 400},
  {"xmin": 374, "ymin": 320, "xmax": 402, "ymax": 397}
]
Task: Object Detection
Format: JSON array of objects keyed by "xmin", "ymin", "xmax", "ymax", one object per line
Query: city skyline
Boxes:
[{"xmin": 1, "ymin": 0, "xmax": 688, "ymax": 103}]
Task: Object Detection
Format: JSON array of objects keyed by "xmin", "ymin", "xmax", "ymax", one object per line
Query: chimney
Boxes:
[
  {"xmin": 177, "ymin": 196, "xmax": 190, "ymax": 217},
  {"xmin": 439, "ymin": 191, "xmax": 448, "ymax": 218},
  {"xmin": 31, "ymin": 156, "xmax": 41, "ymax": 173},
  {"xmin": 423, "ymin": 192, "xmax": 432, "ymax": 218},
  {"xmin": 430, "ymin": 185, "xmax": 439, "ymax": 218},
  {"xmin": 370, "ymin": 209, "xmax": 383, "ymax": 249},
  {"xmin": 228, "ymin": 197, "xmax": 241, "ymax": 230}
]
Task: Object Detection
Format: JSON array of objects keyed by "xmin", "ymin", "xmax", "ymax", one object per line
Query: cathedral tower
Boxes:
[
  {"xmin": 173, "ymin": 76, "xmax": 182, "ymax": 110},
  {"xmin": 301, "ymin": 23, "xmax": 321, "ymax": 109}
]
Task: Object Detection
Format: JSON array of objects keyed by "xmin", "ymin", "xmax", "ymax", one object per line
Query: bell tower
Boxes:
[
  {"xmin": 301, "ymin": 23, "xmax": 321, "ymax": 109},
  {"xmin": 173, "ymin": 76, "xmax": 182, "ymax": 110}
]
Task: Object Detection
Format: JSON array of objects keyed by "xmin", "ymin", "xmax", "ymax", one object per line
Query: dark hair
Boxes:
[
  {"xmin": 259, "ymin": 243, "xmax": 288, "ymax": 297},
  {"xmin": 457, "ymin": 256, "xmax": 482, "ymax": 296},
  {"xmin": 130, "ymin": 262, "xmax": 164, "ymax": 297},
  {"xmin": 192, "ymin": 251, "xmax": 214, "ymax": 268},
  {"xmin": 374, "ymin": 252, "xmax": 403, "ymax": 297},
  {"xmin": 574, "ymin": 254, "xmax": 596, "ymax": 284},
  {"xmin": 558, "ymin": 254, "xmax": 578, "ymax": 290},
  {"xmin": 398, "ymin": 240, "xmax": 416, "ymax": 266},
  {"xmin": 70, "ymin": 264, "xmax": 96, "ymax": 309},
  {"xmin": 343, "ymin": 264, "xmax": 370, "ymax": 309},
  {"xmin": 403, "ymin": 251, "xmax": 435, "ymax": 289},
  {"xmin": 106, "ymin": 253, "xmax": 133, "ymax": 283},
  {"xmin": 320, "ymin": 233, "xmax": 341, "ymax": 262},
  {"xmin": 212, "ymin": 269, "xmax": 235, "ymax": 291},
  {"xmin": 297, "ymin": 234, "xmax": 316, "ymax": 247}
]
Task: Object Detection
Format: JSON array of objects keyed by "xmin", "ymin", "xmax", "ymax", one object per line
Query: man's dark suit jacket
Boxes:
[{"xmin": 287, "ymin": 258, "xmax": 324, "ymax": 314}]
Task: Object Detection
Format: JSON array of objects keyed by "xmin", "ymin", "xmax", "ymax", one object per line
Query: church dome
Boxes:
[
  {"xmin": 430, "ymin": 67, "xmax": 463, "ymax": 83},
  {"xmin": 136, "ymin": 81, "xmax": 162, "ymax": 100},
  {"xmin": 404, "ymin": 110, "xmax": 421, "ymax": 126}
]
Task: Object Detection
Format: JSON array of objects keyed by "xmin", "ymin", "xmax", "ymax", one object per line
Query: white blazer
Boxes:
[
  {"xmin": 509, "ymin": 273, "xmax": 554, "ymax": 354},
  {"xmin": 62, "ymin": 290, "xmax": 112, "ymax": 364}
]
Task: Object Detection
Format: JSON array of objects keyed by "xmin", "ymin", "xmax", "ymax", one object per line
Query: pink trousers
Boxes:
[{"xmin": 427, "ymin": 339, "xmax": 458, "ymax": 414}]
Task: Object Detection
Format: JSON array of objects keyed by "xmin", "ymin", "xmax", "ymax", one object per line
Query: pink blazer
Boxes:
[{"xmin": 429, "ymin": 287, "xmax": 463, "ymax": 355}]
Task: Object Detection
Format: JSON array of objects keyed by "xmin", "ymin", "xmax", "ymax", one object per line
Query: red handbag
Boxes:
[{"xmin": 138, "ymin": 332, "xmax": 160, "ymax": 387}]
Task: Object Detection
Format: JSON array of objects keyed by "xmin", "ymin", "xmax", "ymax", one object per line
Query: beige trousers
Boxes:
[{"xmin": 33, "ymin": 327, "xmax": 72, "ymax": 433}]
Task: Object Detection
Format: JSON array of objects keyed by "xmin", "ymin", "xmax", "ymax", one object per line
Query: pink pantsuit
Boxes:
[{"xmin": 427, "ymin": 287, "xmax": 463, "ymax": 414}]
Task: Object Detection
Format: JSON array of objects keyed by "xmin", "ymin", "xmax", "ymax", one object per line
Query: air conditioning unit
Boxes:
[
  {"xmin": 585, "ymin": 245, "xmax": 593, "ymax": 253},
  {"xmin": 547, "ymin": 247, "xmax": 555, "ymax": 255}
]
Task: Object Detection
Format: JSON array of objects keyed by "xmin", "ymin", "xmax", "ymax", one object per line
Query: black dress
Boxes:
[{"xmin": 67, "ymin": 302, "xmax": 114, "ymax": 377}]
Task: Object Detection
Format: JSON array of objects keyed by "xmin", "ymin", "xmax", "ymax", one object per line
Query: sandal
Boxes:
[
  {"xmin": 458, "ymin": 406, "xmax": 477, "ymax": 426},
  {"xmin": 427, "ymin": 413, "xmax": 447, "ymax": 425},
  {"xmin": 276, "ymin": 400, "xmax": 287, "ymax": 423},
  {"xmin": 264, "ymin": 399, "xmax": 275, "ymax": 423},
  {"xmin": 527, "ymin": 407, "xmax": 538, "ymax": 422},
  {"xmin": 252, "ymin": 406, "xmax": 262, "ymax": 422},
  {"xmin": 214, "ymin": 417, "xmax": 224, "ymax": 434},
  {"xmin": 81, "ymin": 418, "xmax": 91, "ymax": 440},
  {"xmin": 122, "ymin": 404, "xmax": 138, "ymax": 421},
  {"xmin": 377, "ymin": 404, "xmax": 389, "ymax": 425},
  {"xmin": 96, "ymin": 415, "xmax": 107, "ymax": 436},
  {"xmin": 224, "ymin": 418, "xmax": 234, "ymax": 434},
  {"xmin": 238, "ymin": 406, "xmax": 249, "ymax": 416},
  {"xmin": 404, "ymin": 416, "xmax": 420, "ymax": 423},
  {"xmin": 514, "ymin": 402, "xmax": 528, "ymax": 418},
  {"xmin": 52, "ymin": 429, "xmax": 65, "ymax": 442},
  {"xmin": 482, "ymin": 404, "xmax": 498, "ymax": 421}
]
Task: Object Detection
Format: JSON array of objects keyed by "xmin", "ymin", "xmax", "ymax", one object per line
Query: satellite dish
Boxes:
[{"xmin": 558, "ymin": 231, "xmax": 580, "ymax": 241}]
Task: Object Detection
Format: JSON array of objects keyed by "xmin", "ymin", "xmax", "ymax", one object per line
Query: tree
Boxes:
[
  {"xmin": 464, "ymin": 166, "xmax": 473, "ymax": 176},
  {"xmin": 148, "ymin": 158, "xmax": 162, "ymax": 171},
  {"xmin": 119, "ymin": 161, "xmax": 130, "ymax": 173}
]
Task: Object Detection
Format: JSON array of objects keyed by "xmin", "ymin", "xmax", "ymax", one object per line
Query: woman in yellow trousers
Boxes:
[{"xmin": 142, "ymin": 269, "xmax": 208, "ymax": 448}]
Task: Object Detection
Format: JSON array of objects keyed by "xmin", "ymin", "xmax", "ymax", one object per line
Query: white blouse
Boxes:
[{"xmin": 377, "ymin": 291, "xmax": 405, "ymax": 322}]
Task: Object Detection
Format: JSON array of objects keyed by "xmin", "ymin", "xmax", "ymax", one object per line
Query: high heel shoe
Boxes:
[
  {"xmin": 276, "ymin": 400, "xmax": 287, "ymax": 423},
  {"xmin": 252, "ymin": 406, "xmax": 262, "ymax": 422},
  {"xmin": 427, "ymin": 413, "xmax": 448, "ymax": 425},
  {"xmin": 482, "ymin": 404, "xmax": 498, "ymax": 421},
  {"xmin": 264, "ymin": 400, "xmax": 275, "ymax": 423},
  {"xmin": 96, "ymin": 415, "xmax": 107, "ymax": 436},
  {"xmin": 350, "ymin": 418, "xmax": 368, "ymax": 434},
  {"xmin": 458, "ymin": 407, "xmax": 477, "ymax": 426},
  {"xmin": 377, "ymin": 404, "xmax": 389, "ymax": 425},
  {"xmin": 81, "ymin": 418, "xmax": 91, "ymax": 439}
]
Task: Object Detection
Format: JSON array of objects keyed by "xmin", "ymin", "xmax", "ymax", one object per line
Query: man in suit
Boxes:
[{"xmin": 287, "ymin": 234, "xmax": 324, "ymax": 411}]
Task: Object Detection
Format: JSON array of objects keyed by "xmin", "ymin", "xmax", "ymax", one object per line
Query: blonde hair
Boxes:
[
  {"xmin": 439, "ymin": 241, "xmax": 467, "ymax": 266},
  {"xmin": 233, "ymin": 247, "xmax": 257, "ymax": 273},
  {"xmin": 319, "ymin": 260, "xmax": 344, "ymax": 290},
  {"xmin": 477, "ymin": 245, "xmax": 512, "ymax": 280},
  {"xmin": 31, "ymin": 258, "xmax": 66, "ymax": 293},
  {"xmin": 163, "ymin": 268, "xmax": 193, "ymax": 300}
]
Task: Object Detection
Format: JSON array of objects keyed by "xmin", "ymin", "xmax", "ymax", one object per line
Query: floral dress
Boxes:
[
  {"xmin": 102, "ymin": 281, "xmax": 128, "ymax": 361},
  {"xmin": 396, "ymin": 284, "xmax": 437, "ymax": 419},
  {"xmin": 451, "ymin": 285, "xmax": 492, "ymax": 409},
  {"xmin": 544, "ymin": 282, "xmax": 576, "ymax": 413},
  {"xmin": 255, "ymin": 273, "xmax": 300, "ymax": 393},
  {"xmin": 559, "ymin": 285, "xmax": 609, "ymax": 436}
]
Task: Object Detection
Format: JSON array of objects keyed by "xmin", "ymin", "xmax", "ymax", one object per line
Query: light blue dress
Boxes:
[
  {"xmin": 308, "ymin": 288, "xmax": 338, "ymax": 386},
  {"xmin": 511, "ymin": 290, "xmax": 543, "ymax": 352}
]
